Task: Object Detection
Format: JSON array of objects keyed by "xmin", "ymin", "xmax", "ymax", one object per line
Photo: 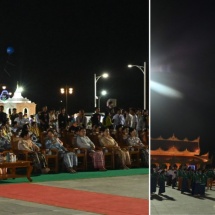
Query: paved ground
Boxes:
[
  {"xmin": 151, "ymin": 185, "xmax": 215, "ymax": 215},
  {"xmin": 0, "ymin": 174, "xmax": 148, "ymax": 215}
]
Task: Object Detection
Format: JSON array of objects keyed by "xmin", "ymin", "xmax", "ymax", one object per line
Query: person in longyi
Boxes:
[
  {"xmin": 18, "ymin": 130, "xmax": 50, "ymax": 174},
  {"xmin": 99, "ymin": 127, "xmax": 131, "ymax": 169}
]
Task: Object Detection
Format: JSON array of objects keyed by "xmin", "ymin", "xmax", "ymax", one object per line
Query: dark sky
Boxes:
[
  {"xmin": 151, "ymin": 1, "xmax": 215, "ymax": 160},
  {"xmin": 0, "ymin": 0, "xmax": 148, "ymax": 113}
]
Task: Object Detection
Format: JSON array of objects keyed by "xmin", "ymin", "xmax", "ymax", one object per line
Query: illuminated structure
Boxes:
[
  {"xmin": 151, "ymin": 134, "xmax": 210, "ymax": 169},
  {"xmin": 0, "ymin": 84, "xmax": 36, "ymax": 116}
]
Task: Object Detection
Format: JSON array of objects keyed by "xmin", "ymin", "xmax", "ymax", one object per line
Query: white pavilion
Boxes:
[{"xmin": 0, "ymin": 84, "xmax": 36, "ymax": 117}]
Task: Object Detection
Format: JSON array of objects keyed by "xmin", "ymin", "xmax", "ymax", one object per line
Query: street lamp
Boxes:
[
  {"xmin": 60, "ymin": 86, "xmax": 73, "ymax": 114},
  {"xmin": 98, "ymin": 90, "xmax": 107, "ymax": 109},
  {"xmin": 128, "ymin": 62, "xmax": 147, "ymax": 110},
  {"xmin": 94, "ymin": 73, "xmax": 109, "ymax": 108}
]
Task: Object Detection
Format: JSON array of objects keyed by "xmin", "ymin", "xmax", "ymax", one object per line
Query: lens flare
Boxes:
[{"xmin": 151, "ymin": 81, "xmax": 183, "ymax": 98}]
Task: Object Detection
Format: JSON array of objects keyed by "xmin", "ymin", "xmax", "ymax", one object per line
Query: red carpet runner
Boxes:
[{"xmin": 0, "ymin": 183, "xmax": 148, "ymax": 215}]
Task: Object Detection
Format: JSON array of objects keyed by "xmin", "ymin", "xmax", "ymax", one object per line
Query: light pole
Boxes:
[
  {"xmin": 98, "ymin": 90, "xmax": 107, "ymax": 109},
  {"xmin": 60, "ymin": 86, "xmax": 73, "ymax": 114},
  {"xmin": 128, "ymin": 62, "xmax": 147, "ymax": 110},
  {"xmin": 94, "ymin": 73, "xmax": 109, "ymax": 108}
]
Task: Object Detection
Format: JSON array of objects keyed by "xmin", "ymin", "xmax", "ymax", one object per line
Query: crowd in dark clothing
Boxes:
[{"xmin": 151, "ymin": 165, "xmax": 215, "ymax": 197}]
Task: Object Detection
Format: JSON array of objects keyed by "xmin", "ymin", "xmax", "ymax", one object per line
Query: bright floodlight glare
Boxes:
[
  {"xmin": 151, "ymin": 81, "xmax": 183, "ymax": 98},
  {"xmin": 128, "ymin": 64, "xmax": 133, "ymax": 68},
  {"xmin": 102, "ymin": 73, "xmax": 109, "ymax": 78},
  {"xmin": 69, "ymin": 88, "xmax": 73, "ymax": 94},
  {"xmin": 2, "ymin": 86, "xmax": 6, "ymax": 89},
  {"xmin": 101, "ymin": 90, "xmax": 107, "ymax": 96},
  {"xmin": 19, "ymin": 87, "xmax": 23, "ymax": 92},
  {"xmin": 60, "ymin": 88, "xmax": 65, "ymax": 94}
]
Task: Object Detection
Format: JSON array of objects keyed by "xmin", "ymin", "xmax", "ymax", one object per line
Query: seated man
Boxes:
[
  {"xmin": 11, "ymin": 121, "xmax": 22, "ymax": 136},
  {"xmin": 14, "ymin": 112, "xmax": 30, "ymax": 129},
  {"xmin": 45, "ymin": 129, "xmax": 78, "ymax": 173},
  {"xmin": 76, "ymin": 127, "xmax": 106, "ymax": 171},
  {"xmin": 18, "ymin": 130, "xmax": 50, "ymax": 174},
  {"xmin": 127, "ymin": 127, "xmax": 149, "ymax": 166}
]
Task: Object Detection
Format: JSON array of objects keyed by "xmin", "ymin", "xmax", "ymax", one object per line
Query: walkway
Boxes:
[{"xmin": 0, "ymin": 174, "xmax": 148, "ymax": 215}]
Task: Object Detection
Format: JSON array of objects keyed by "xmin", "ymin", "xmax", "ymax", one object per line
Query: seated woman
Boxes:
[
  {"xmin": 76, "ymin": 127, "xmax": 106, "ymax": 171},
  {"xmin": 18, "ymin": 130, "xmax": 50, "ymax": 174},
  {"xmin": 115, "ymin": 125, "xmax": 129, "ymax": 145},
  {"xmin": 1, "ymin": 123, "xmax": 12, "ymax": 142},
  {"xmin": 99, "ymin": 127, "xmax": 131, "ymax": 169},
  {"xmin": 45, "ymin": 129, "xmax": 78, "ymax": 173},
  {"xmin": 0, "ymin": 127, "xmax": 11, "ymax": 152},
  {"xmin": 23, "ymin": 123, "xmax": 42, "ymax": 148},
  {"xmin": 127, "ymin": 127, "xmax": 149, "ymax": 166}
]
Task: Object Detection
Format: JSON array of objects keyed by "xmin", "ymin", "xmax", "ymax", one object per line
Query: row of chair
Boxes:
[{"xmin": 8, "ymin": 130, "xmax": 143, "ymax": 174}]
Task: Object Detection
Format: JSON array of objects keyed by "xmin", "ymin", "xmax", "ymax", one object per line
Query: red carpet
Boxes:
[{"xmin": 0, "ymin": 183, "xmax": 148, "ymax": 215}]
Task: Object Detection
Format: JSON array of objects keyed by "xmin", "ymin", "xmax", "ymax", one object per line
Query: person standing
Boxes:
[
  {"xmin": 58, "ymin": 107, "xmax": 69, "ymax": 136},
  {"xmin": 129, "ymin": 108, "xmax": 137, "ymax": 129},
  {"xmin": 206, "ymin": 167, "xmax": 214, "ymax": 190},
  {"xmin": 10, "ymin": 108, "xmax": 19, "ymax": 125},
  {"xmin": 124, "ymin": 109, "xmax": 132, "ymax": 127},
  {"xmin": 136, "ymin": 109, "xmax": 145, "ymax": 137},
  {"xmin": 91, "ymin": 107, "xmax": 102, "ymax": 127},
  {"xmin": 112, "ymin": 108, "xmax": 125, "ymax": 128},
  {"xmin": 158, "ymin": 170, "xmax": 166, "ymax": 195},
  {"xmin": 151, "ymin": 167, "xmax": 158, "ymax": 194},
  {"xmin": 103, "ymin": 111, "xmax": 113, "ymax": 129},
  {"xmin": 106, "ymin": 100, "xmax": 115, "ymax": 117},
  {"xmin": 0, "ymin": 105, "xmax": 7, "ymax": 125},
  {"xmin": 39, "ymin": 106, "xmax": 49, "ymax": 131},
  {"xmin": 76, "ymin": 109, "xmax": 87, "ymax": 128},
  {"xmin": 172, "ymin": 166, "xmax": 178, "ymax": 189}
]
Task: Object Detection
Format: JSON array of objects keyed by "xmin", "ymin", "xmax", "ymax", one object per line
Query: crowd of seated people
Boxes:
[{"xmin": 0, "ymin": 105, "xmax": 149, "ymax": 176}]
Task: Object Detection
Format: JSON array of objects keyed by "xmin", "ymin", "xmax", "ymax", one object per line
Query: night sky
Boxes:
[
  {"xmin": 151, "ymin": 1, "xmax": 215, "ymax": 161},
  {"xmin": 0, "ymin": 0, "xmax": 148, "ymax": 113}
]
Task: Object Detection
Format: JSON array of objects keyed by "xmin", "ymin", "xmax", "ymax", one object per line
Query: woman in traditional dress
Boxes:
[
  {"xmin": 45, "ymin": 129, "xmax": 78, "ymax": 173},
  {"xmin": 18, "ymin": 130, "xmax": 50, "ymax": 174},
  {"xmin": 99, "ymin": 127, "xmax": 131, "ymax": 169}
]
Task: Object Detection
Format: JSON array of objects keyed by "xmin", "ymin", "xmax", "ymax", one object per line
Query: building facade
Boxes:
[
  {"xmin": 0, "ymin": 85, "xmax": 36, "ymax": 117},
  {"xmin": 151, "ymin": 134, "xmax": 210, "ymax": 169}
]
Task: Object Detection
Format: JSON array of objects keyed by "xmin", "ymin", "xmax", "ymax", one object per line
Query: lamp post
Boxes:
[
  {"xmin": 128, "ymin": 62, "xmax": 147, "ymax": 110},
  {"xmin": 98, "ymin": 90, "xmax": 107, "ymax": 109},
  {"xmin": 60, "ymin": 86, "xmax": 73, "ymax": 114},
  {"xmin": 94, "ymin": 73, "xmax": 109, "ymax": 108}
]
